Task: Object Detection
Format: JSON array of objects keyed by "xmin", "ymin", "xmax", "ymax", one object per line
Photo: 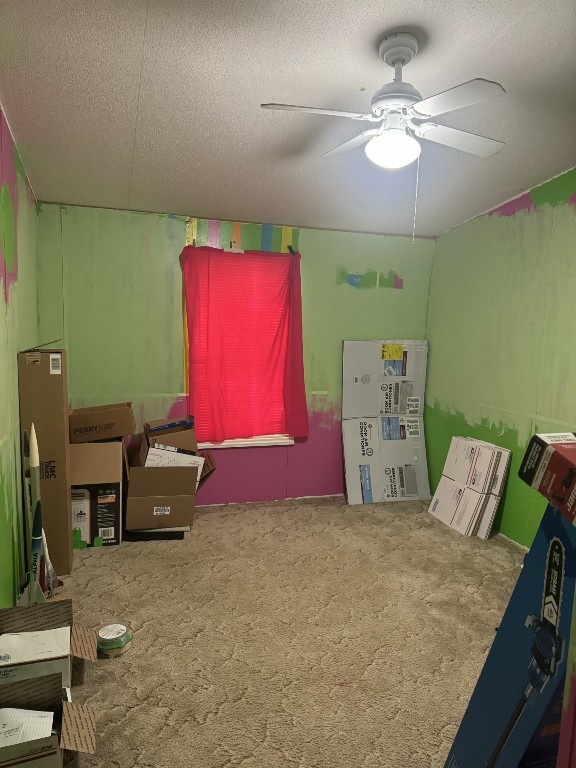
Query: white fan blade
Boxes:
[
  {"xmin": 261, "ymin": 103, "xmax": 378, "ymax": 121},
  {"xmin": 415, "ymin": 123, "xmax": 504, "ymax": 157},
  {"xmin": 407, "ymin": 79, "xmax": 505, "ymax": 119},
  {"xmin": 322, "ymin": 129, "xmax": 380, "ymax": 158}
]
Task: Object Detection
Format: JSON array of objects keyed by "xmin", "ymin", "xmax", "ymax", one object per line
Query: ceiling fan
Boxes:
[{"xmin": 261, "ymin": 32, "xmax": 506, "ymax": 170}]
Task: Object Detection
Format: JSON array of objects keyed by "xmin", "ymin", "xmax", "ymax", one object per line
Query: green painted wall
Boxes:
[
  {"xmin": 425, "ymin": 170, "xmax": 576, "ymax": 548},
  {"xmin": 37, "ymin": 205, "xmax": 187, "ymax": 423},
  {"xmin": 299, "ymin": 227, "xmax": 434, "ymax": 412},
  {"xmin": 0, "ymin": 114, "xmax": 38, "ymax": 607},
  {"xmin": 37, "ymin": 206, "xmax": 435, "ymax": 428}
]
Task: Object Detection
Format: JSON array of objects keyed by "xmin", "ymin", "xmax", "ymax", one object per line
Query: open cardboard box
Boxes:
[
  {"xmin": 126, "ymin": 464, "xmax": 198, "ymax": 530},
  {"xmin": 69, "ymin": 441, "xmax": 123, "ymax": 548},
  {"xmin": 142, "ymin": 423, "xmax": 217, "ymax": 487},
  {"xmin": 69, "ymin": 402, "xmax": 135, "ymax": 444},
  {"xmin": 0, "ymin": 599, "xmax": 97, "ymax": 767}
]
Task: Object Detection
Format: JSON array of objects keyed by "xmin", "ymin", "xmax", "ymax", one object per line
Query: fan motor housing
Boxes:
[{"xmin": 371, "ymin": 81, "xmax": 422, "ymax": 116}]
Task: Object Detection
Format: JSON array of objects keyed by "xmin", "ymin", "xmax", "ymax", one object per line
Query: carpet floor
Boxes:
[{"xmin": 64, "ymin": 496, "xmax": 525, "ymax": 768}]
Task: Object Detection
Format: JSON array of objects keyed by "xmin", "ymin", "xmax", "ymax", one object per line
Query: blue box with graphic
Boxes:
[{"xmin": 444, "ymin": 504, "xmax": 576, "ymax": 768}]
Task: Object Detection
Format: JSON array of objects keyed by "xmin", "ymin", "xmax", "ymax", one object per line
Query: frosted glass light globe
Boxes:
[{"xmin": 365, "ymin": 129, "xmax": 421, "ymax": 169}]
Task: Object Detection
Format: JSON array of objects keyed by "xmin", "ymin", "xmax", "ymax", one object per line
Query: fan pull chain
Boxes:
[{"xmin": 412, "ymin": 153, "xmax": 420, "ymax": 242}]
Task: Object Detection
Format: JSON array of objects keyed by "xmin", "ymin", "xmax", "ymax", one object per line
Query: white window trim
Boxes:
[{"xmin": 198, "ymin": 435, "xmax": 294, "ymax": 449}]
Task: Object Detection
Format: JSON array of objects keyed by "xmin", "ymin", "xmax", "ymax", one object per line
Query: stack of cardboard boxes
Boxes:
[
  {"xmin": 429, "ymin": 436, "xmax": 511, "ymax": 538},
  {"xmin": 341, "ymin": 340, "xmax": 431, "ymax": 504},
  {"xmin": 69, "ymin": 402, "xmax": 135, "ymax": 548},
  {"xmin": 0, "ymin": 599, "xmax": 98, "ymax": 766},
  {"xmin": 126, "ymin": 418, "xmax": 215, "ymax": 531},
  {"xmin": 17, "ymin": 348, "xmax": 216, "ymax": 579}
]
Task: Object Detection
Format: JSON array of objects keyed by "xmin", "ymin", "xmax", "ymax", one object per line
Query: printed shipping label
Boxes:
[
  {"xmin": 153, "ymin": 506, "xmax": 171, "ymax": 516},
  {"xmin": 406, "ymin": 396, "xmax": 420, "ymax": 414},
  {"xmin": 381, "ymin": 417, "xmax": 405, "ymax": 441},
  {"xmin": 383, "ymin": 465, "xmax": 420, "ymax": 498},
  {"xmin": 49, "ymin": 354, "xmax": 62, "ymax": 374},
  {"xmin": 381, "ymin": 343, "xmax": 404, "ymax": 361}
]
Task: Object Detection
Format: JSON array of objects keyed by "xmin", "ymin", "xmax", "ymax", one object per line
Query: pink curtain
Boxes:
[{"xmin": 181, "ymin": 245, "xmax": 308, "ymax": 443}]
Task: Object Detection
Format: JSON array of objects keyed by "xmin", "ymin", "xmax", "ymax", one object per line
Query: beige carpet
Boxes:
[{"xmin": 64, "ymin": 496, "xmax": 525, "ymax": 768}]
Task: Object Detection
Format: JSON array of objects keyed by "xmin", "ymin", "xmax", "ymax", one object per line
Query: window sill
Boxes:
[{"xmin": 197, "ymin": 435, "xmax": 295, "ymax": 449}]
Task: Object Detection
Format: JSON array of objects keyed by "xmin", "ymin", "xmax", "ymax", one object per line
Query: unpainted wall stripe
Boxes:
[{"xmin": 185, "ymin": 218, "xmax": 299, "ymax": 253}]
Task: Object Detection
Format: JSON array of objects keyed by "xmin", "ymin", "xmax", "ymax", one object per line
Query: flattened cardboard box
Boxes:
[
  {"xmin": 69, "ymin": 402, "xmax": 135, "ymax": 443},
  {"xmin": 342, "ymin": 416, "xmax": 430, "ymax": 505},
  {"xmin": 17, "ymin": 349, "xmax": 72, "ymax": 576},
  {"xmin": 70, "ymin": 442, "xmax": 123, "ymax": 547},
  {"xmin": 342, "ymin": 340, "xmax": 428, "ymax": 419}
]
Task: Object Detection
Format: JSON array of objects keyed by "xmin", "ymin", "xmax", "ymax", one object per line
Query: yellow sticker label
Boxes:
[{"xmin": 381, "ymin": 344, "xmax": 404, "ymax": 360}]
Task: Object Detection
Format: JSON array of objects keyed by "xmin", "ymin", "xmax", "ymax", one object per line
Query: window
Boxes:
[{"xmin": 180, "ymin": 245, "xmax": 308, "ymax": 444}]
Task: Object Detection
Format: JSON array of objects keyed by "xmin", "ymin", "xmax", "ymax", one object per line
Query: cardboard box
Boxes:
[
  {"xmin": 126, "ymin": 456, "xmax": 197, "ymax": 530},
  {"xmin": 443, "ymin": 436, "xmax": 511, "ymax": 496},
  {"xmin": 444, "ymin": 504, "xmax": 576, "ymax": 768},
  {"xmin": 18, "ymin": 349, "xmax": 72, "ymax": 576},
  {"xmin": 69, "ymin": 402, "xmax": 135, "ymax": 443},
  {"xmin": 69, "ymin": 442, "xmax": 123, "ymax": 547},
  {"xmin": 0, "ymin": 599, "xmax": 96, "ymax": 686},
  {"xmin": 0, "ymin": 600, "xmax": 96, "ymax": 767},
  {"xmin": 342, "ymin": 340, "xmax": 428, "ymax": 418},
  {"xmin": 144, "ymin": 426, "xmax": 215, "ymax": 488},
  {"xmin": 145, "ymin": 445, "xmax": 204, "ymax": 487},
  {"xmin": 145, "ymin": 417, "xmax": 198, "ymax": 452},
  {"xmin": 519, "ymin": 433, "xmax": 576, "ymax": 522},
  {"xmin": 429, "ymin": 475, "xmax": 500, "ymax": 538},
  {"xmin": 342, "ymin": 416, "xmax": 430, "ymax": 504}
]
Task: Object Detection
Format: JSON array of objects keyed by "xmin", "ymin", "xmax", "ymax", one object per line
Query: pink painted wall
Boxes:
[{"xmin": 195, "ymin": 409, "xmax": 345, "ymax": 505}]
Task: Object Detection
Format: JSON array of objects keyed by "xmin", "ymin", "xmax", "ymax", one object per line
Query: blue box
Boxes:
[{"xmin": 445, "ymin": 504, "xmax": 576, "ymax": 768}]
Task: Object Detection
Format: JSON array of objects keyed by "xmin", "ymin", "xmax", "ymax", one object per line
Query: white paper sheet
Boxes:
[{"xmin": 0, "ymin": 708, "xmax": 53, "ymax": 744}]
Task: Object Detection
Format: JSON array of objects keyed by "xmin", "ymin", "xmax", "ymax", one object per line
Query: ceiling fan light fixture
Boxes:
[{"xmin": 364, "ymin": 128, "xmax": 421, "ymax": 169}]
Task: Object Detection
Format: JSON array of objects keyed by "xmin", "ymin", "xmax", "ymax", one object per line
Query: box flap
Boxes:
[
  {"xmin": 70, "ymin": 442, "xmax": 123, "ymax": 485},
  {"xmin": 145, "ymin": 417, "xmax": 194, "ymax": 437},
  {"xmin": 138, "ymin": 437, "xmax": 149, "ymax": 467},
  {"xmin": 128, "ymin": 466, "xmax": 198, "ymax": 497},
  {"xmin": 70, "ymin": 402, "xmax": 132, "ymax": 415},
  {"xmin": 149, "ymin": 429, "xmax": 198, "ymax": 453},
  {"xmin": 0, "ymin": 674, "xmax": 62, "ymax": 710},
  {"xmin": 60, "ymin": 701, "xmax": 96, "ymax": 754},
  {"xmin": 0, "ymin": 599, "xmax": 73, "ymax": 633},
  {"xmin": 69, "ymin": 402, "xmax": 135, "ymax": 443},
  {"xmin": 71, "ymin": 625, "xmax": 97, "ymax": 661},
  {"xmin": 198, "ymin": 450, "xmax": 217, "ymax": 484}
]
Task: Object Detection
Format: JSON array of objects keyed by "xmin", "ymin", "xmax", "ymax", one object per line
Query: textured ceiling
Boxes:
[{"xmin": 0, "ymin": 1, "xmax": 575, "ymax": 237}]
